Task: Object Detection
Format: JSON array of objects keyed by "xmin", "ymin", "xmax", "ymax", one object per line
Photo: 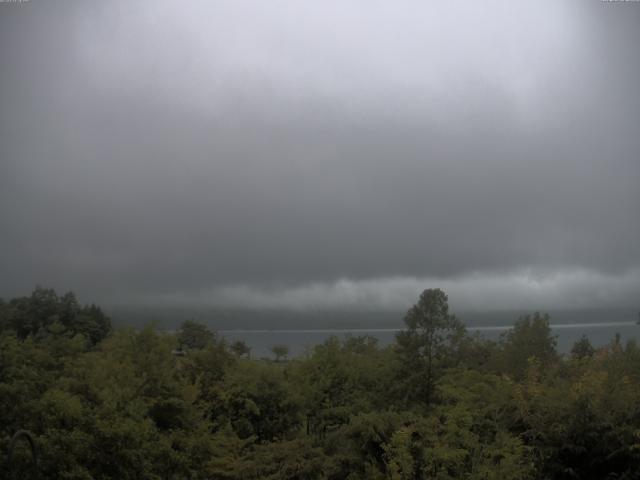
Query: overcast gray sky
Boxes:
[{"xmin": 1, "ymin": 0, "xmax": 639, "ymax": 311}]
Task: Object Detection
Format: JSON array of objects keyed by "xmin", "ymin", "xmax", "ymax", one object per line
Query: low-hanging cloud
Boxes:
[
  {"xmin": 0, "ymin": 1, "xmax": 639, "ymax": 310},
  {"xmin": 126, "ymin": 267, "xmax": 640, "ymax": 312}
]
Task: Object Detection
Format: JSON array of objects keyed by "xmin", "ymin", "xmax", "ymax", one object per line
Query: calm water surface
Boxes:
[{"xmin": 220, "ymin": 322, "xmax": 639, "ymax": 358}]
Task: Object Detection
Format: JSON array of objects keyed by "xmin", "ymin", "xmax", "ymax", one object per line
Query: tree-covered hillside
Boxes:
[{"xmin": 1, "ymin": 288, "xmax": 639, "ymax": 479}]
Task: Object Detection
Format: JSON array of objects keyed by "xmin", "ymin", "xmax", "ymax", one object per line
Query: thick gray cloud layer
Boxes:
[{"xmin": 1, "ymin": 0, "xmax": 639, "ymax": 309}]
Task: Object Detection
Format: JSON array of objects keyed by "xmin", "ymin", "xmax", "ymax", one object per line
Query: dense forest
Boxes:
[{"xmin": 1, "ymin": 287, "xmax": 639, "ymax": 479}]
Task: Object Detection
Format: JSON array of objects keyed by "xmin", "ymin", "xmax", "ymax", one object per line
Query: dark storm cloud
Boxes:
[{"xmin": 1, "ymin": 0, "xmax": 639, "ymax": 309}]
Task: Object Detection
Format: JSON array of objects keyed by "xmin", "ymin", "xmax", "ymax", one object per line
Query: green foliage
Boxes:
[
  {"xmin": 395, "ymin": 288, "xmax": 467, "ymax": 406},
  {"xmin": 230, "ymin": 339, "xmax": 252, "ymax": 358},
  {"xmin": 233, "ymin": 438, "xmax": 330, "ymax": 479},
  {"xmin": 497, "ymin": 312, "xmax": 558, "ymax": 380},
  {"xmin": 570, "ymin": 334, "xmax": 595, "ymax": 360},
  {"xmin": 177, "ymin": 319, "xmax": 215, "ymax": 350},
  {"xmin": 1, "ymin": 287, "xmax": 639, "ymax": 479},
  {"xmin": 291, "ymin": 335, "xmax": 397, "ymax": 437},
  {"xmin": 271, "ymin": 344, "xmax": 290, "ymax": 362},
  {"xmin": 210, "ymin": 361, "xmax": 303, "ymax": 442},
  {"xmin": 511, "ymin": 344, "xmax": 640, "ymax": 479},
  {"xmin": 0, "ymin": 287, "xmax": 111, "ymax": 346},
  {"xmin": 383, "ymin": 412, "xmax": 533, "ymax": 480}
]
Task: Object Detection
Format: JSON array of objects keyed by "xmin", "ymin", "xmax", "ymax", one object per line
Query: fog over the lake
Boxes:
[{"xmin": 1, "ymin": 0, "xmax": 639, "ymax": 312}]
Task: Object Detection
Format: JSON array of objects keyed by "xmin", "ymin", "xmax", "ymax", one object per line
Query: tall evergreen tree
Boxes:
[{"xmin": 395, "ymin": 289, "xmax": 465, "ymax": 406}]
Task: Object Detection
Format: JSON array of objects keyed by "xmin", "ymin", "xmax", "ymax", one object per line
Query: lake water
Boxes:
[{"xmin": 220, "ymin": 322, "xmax": 640, "ymax": 359}]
